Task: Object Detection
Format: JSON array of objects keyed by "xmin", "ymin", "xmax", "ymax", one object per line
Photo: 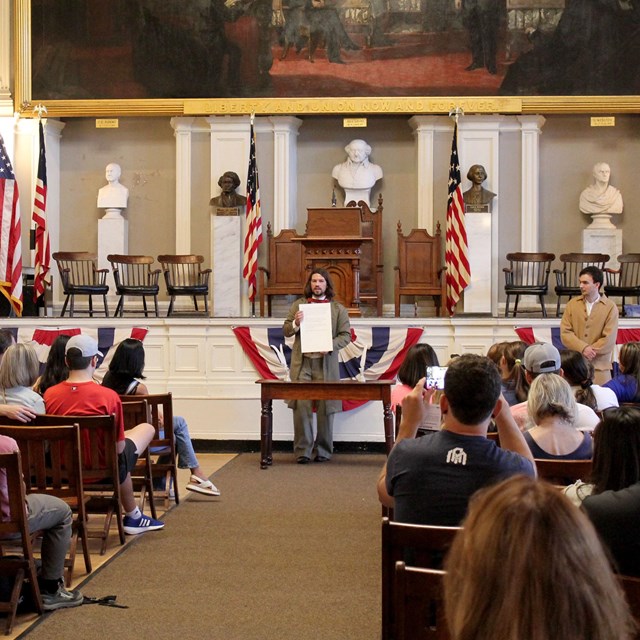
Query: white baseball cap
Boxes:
[{"xmin": 65, "ymin": 334, "xmax": 103, "ymax": 358}]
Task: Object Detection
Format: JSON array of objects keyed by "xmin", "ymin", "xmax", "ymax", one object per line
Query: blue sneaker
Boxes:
[{"xmin": 123, "ymin": 512, "xmax": 165, "ymax": 535}]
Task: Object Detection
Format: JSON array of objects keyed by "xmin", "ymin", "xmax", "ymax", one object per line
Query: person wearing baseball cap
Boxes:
[
  {"xmin": 44, "ymin": 334, "xmax": 164, "ymax": 536},
  {"xmin": 64, "ymin": 334, "xmax": 104, "ymax": 359},
  {"xmin": 522, "ymin": 342, "xmax": 561, "ymax": 375},
  {"xmin": 510, "ymin": 342, "xmax": 599, "ymax": 432}
]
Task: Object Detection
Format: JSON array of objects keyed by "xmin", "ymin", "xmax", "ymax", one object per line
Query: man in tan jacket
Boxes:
[{"xmin": 560, "ymin": 265, "xmax": 618, "ymax": 384}]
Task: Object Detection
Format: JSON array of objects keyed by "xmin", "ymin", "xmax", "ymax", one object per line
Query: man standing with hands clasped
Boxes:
[
  {"xmin": 283, "ymin": 269, "xmax": 351, "ymax": 464},
  {"xmin": 561, "ymin": 265, "xmax": 618, "ymax": 385}
]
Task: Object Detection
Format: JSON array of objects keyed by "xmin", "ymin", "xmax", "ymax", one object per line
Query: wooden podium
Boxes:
[
  {"xmin": 293, "ymin": 208, "xmax": 369, "ymax": 316},
  {"xmin": 258, "ymin": 199, "xmax": 383, "ymax": 317}
]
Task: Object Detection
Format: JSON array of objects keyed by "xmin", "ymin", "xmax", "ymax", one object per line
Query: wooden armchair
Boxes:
[
  {"xmin": 382, "ymin": 517, "xmax": 460, "ymax": 640},
  {"xmin": 394, "ymin": 562, "xmax": 449, "ymax": 640},
  {"xmin": 605, "ymin": 254, "xmax": 640, "ymax": 316},
  {"xmin": 0, "ymin": 452, "xmax": 43, "ymax": 634},
  {"xmin": 503, "ymin": 252, "xmax": 555, "ymax": 318},
  {"xmin": 0, "ymin": 424, "xmax": 91, "ymax": 587},
  {"xmin": 107, "ymin": 254, "xmax": 161, "ymax": 318},
  {"xmin": 158, "ymin": 254, "xmax": 211, "ymax": 317},
  {"xmin": 258, "ymin": 226, "xmax": 305, "ymax": 317},
  {"xmin": 553, "ymin": 252, "xmax": 610, "ymax": 317},
  {"xmin": 52, "ymin": 251, "xmax": 109, "ymax": 317},
  {"xmin": 394, "ymin": 221, "xmax": 447, "ymax": 317}
]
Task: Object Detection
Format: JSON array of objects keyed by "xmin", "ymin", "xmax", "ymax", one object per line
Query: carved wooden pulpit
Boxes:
[{"xmin": 292, "ymin": 207, "xmax": 370, "ymax": 316}]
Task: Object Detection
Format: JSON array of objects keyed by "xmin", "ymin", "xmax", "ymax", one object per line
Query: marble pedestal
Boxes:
[
  {"xmin": 98, "ymin": 214, "xmax": 128, "ymax": 302},
  {"xmin": 464, "ymin": 211, "xmax": 492, "ymax": 314},
  {"xmin": 211, "ymin": 215, "xmax": 243, "ymax": 317},
  {"xmin": 583, "ymin": 228, "xmax": 622, "ymax": 269}
]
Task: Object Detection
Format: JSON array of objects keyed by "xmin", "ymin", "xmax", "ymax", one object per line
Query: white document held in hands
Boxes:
[{"xmin": 299, "ymin": 303, "xmax": 333, "ymax": 353}]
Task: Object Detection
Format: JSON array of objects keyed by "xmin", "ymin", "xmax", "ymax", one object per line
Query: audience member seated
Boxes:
[
  {"xmin": 604, "ymin": 341, "xmax": 640, "ymax": 403},
  {"xmin": 391, "ymin": 343, "xmax": 441, "ymax": 430},
  {"xmin": 488, "ymin": 340, "xmax": 529, "ymax": 406},
  {"xmin": 33, "ymin": 335, "xmax": 70, "ymax": 396},
  {"xmin": 561, "ymin": 348, "xmax": 618, "ymax": 412},
  {"xmin": 444, "ymin": 475, "xmax": 636, "ymax": 640},
  {"xmin": 511, "ymin": 342, "xmax": 600, "ymax": 432},
  {"xmin": 0, "ymin": 330, "xmax": 37, "ymax": 424},
  {"xmin": 43, "ymin": 334, "xmax": 165, "ymax": 536},
  {"xmin": 0, "ymin": 434, "xmax": 84, "ymax": 610},
  {"xmin": 564, "ymin": 406, "xmax": 640, "ymax": 577},
  {"xmin": 102, "ymin": 339, "xmax": 220, "ymax": 497},
  {"xmin": 377, "ymin": 354, "xmax": 535, "ymax": 525},
  {"xmin": 0, "ymin": 343, "xmax": 45, "ymax": 414},
  {"xmin": 524, "ymin": 374, "xmax": 593, "ymax": 460}
]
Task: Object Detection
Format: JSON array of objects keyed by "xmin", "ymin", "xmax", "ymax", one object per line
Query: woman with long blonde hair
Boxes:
[{"xmin": 444, "ymin": 475, "xmax": 636, "ymax": 640}]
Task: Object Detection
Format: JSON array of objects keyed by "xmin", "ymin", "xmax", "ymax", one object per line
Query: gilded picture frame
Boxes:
[{"xmin": 14, "ymin": 0, "xmax": 640, "ymax": 118}]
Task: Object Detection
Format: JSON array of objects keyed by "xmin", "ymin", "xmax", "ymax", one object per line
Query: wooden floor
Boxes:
[{"xmin": 6, "ymin": 453, "xmax": 236, "ymax": 639}]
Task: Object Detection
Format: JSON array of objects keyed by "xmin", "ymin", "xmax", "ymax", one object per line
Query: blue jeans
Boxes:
[{"xmin": 173, "ymin": 415, "xmax": 199, "ymax": 470}]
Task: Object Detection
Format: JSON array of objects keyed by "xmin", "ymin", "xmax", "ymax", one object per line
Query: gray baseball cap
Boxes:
[{"xmin": 523, "ymin": 342, "xmax": 561, "ymax": 374}]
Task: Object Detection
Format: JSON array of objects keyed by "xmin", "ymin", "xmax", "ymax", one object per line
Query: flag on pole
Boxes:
[
  {"xmin": 445, "ymin": 123, "xmax": 470, "ymax": 316},
  {"xmin": 242, "ymin": 117, "xmax": 263, "ymax": 303},
  {"xmin": 0, "ymin": 133, "xmax": 23, "ymax": 317},
  {"xmin": 32, "ymin": 120, "xmax": 50, "ymax": 303}
]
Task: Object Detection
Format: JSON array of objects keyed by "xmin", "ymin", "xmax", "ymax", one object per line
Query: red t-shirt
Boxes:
[{"xmin": 44, "ymin": 380, "xmax": 125, "ymax": 481}]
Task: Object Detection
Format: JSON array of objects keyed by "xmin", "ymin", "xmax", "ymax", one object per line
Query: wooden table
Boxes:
[{"xmin": 257, "ymin": 379, "xmax": 394, "ymax": 469}]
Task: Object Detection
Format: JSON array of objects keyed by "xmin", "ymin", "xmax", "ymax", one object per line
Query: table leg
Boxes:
[
  {"xmin": 260, "ymin": 399, "xmax": 273, "ymax": 469},
  {"xmin": 383, "ymin": 401, "xmax": 394, "ymax": 455}
]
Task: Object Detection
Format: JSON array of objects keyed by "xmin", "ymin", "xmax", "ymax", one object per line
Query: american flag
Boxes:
[
  {"xmin": 242, "ymin": 119, "xmax": 263, "ymax": 303},
  {"xmin": 0, "ymin": 133, "xmax": 23, "ymax": 316},
  {"xmin": 445, "ymin": 123, "xmax": 470, "ymax": 316},
  {"xmin": 32, "ymin": 120, "xmax": 50, "ymax": 303}
]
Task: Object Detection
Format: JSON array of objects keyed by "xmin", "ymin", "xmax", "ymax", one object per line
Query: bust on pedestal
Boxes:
[
  {"xmin": 579, "ymin": 162, "xmax": 623, "ymax": 229},
  {"xmin": 97, "ymin": 163, "xmax": 129, "ymax": 296},
  {"xmin": 210, "ymin": 171, "xmax": 246, "ymax": 316},
  {"xmin": 97, "ymin": 163, "xmax": 129, "ymax": 219},
  {"xmin": 331, "ymin": 139, "xmax": 383, "ymax": 208},
  {"xmin": 580, "ymin": 162, "xmax": 623, "ymax": 268}
]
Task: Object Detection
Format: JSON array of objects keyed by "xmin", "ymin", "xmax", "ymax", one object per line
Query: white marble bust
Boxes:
[
  {"xmin": 331, "ymin": 139, "xmax": 383, "ymax": 207},
  {"xmin": 97, "ymin": 163, "xmax": 129, "ymax": 210},
  {"xmin": 579, "ymin": 162, "xmax": 623, "ymax": 219}
]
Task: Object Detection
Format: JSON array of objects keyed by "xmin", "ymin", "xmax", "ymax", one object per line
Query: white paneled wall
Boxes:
[{"xmin": 9, "ymin": 316, "xmax": 631, "ymax": 442}]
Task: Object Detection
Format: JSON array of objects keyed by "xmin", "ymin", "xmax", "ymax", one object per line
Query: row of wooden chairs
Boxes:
[
  {"xmin": 382, "ymin": 515, "xmax": 640, "ymax": 640},
  {"xmin": 0, "ymin": 393, "xmax": 177, "ymax": 632},
  {"xmin": 52, "ymin": 252, "xmax": 211, "ymax": 318},
  {"xmin": 504, "ymin": 252, "xmax": 640, "ymax": 318}
]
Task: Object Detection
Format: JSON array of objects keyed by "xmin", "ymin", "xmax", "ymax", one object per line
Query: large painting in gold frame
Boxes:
[{"xmin": 14, "ymin": 0, "xmax": 640, "ymax": 118}]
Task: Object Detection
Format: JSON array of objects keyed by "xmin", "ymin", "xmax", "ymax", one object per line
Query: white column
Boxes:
[
  {"xmin": 458, "ymin": 116, "xmax": 503, "ymax": 314},
  {"xmin": 206, "ymin": 115, "xmax": 251, "ymax": 202},
  {"xmin": 270, "ymin": 116, "xmax": 302, "ymax": 233},
  {"xmin": 170, "ymin": 117, "xmax": 195, "ymax": 253},
  {"xmin": 408, "ymin": 116, "xmax": 446, "ymax": 234},
  {"xmin": 518, "ymin": 115, "xmax": 546, "ymax": 251}
]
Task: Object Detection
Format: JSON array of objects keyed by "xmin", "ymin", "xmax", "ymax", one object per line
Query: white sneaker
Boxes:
[{"xmin": 186, "ymin": 474, "xmax": 220, "ymax": 497}]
